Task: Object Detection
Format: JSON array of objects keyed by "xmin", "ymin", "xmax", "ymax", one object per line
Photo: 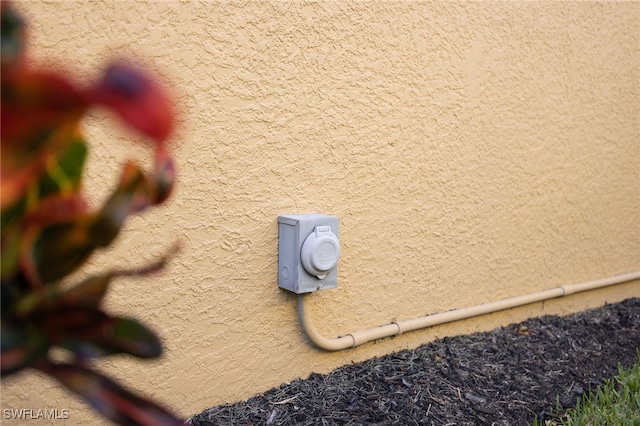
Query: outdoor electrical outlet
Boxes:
[{"xmin": 278, "ymin": 214, "xmax": 340, "ymax": 294}]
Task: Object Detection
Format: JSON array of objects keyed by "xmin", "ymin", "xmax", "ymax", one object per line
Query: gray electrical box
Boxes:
[{"xmin": 278, "ymin": 214, "xmax": 340, "ymax": 294}]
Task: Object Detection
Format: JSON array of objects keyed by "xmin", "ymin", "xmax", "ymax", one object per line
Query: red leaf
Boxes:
[
  {"xmin": 36, "ymin": 360, "xmax": 184, "ymax": 426},
  {"xmin": 90, "ymin": 62, "xmax": 174, "ymax": 143},
  {"xmin": 1, "ymin": 71, "xmax": 87, "ymax": 209},
  {"xmin": 22, "ymin": 193, "xmax": 88, "ymax": 228},
  {"xmin": 1, "ymin": 71, "xmax": 86, "ymax": 149}
]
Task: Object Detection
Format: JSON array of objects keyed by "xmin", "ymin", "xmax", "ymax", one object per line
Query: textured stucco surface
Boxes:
[{"xmin": 2, "ymin": 1, "xmax": 639, "ymax": 424}]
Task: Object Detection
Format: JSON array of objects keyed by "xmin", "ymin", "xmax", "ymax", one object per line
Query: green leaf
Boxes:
[
  {"xmin": 1, "ymin": 140, "xmax": 87, "ymax": 238},
  {"xmin": 25, "ymin": 164, "xmax": 154, "ymax": 284},
  {"xmin": 56, "ymin": 137, "xmax": 87, "ymax": 183},
  {"xmin": 90, "ymin": 163, "xmax": 148, "ymax": 247},
  {"xmin": 0, "ymin": 272, "xmax": 31, "ymax": 315},
  {"xmin": 0, "ymin": 323, "xmax": 49, "ymax": 376},
  {"xmin": 31, "ymin": 306, "xmax": 161, "ymax": 360},
  {"xmin": 46, "ymin": 272, "xmax": 113, "ymax": 310},
  {"xmin": 60, "ymin": 317, "xmax": 162, "ymax": 359},
  {"xmin": 38, "ymin": 137, "xmax": 87, "ymax": 198},
  {"xmin": 18, "ymin": 253, "xmax": 173, "ymax": 316},
  {"xmin": 31, "ymin": 221, "xmax": 95, "ymax": 283},
  {"xmin": 37, "ymin": 360, "xmax": 184, "ymax": 426},
  {"xmin": 0, "ymin": 226, "xmax": 21, "ymax": 280},
  {"xmin": 1, "ymin": 194, "xmax": 26, "ymax": 233},
  {"xmin": 107, "ymin": 317, "xmax": 163, "ymax": 358},
  {"xmin": 14, "ymin": 272, "xmax": 113, "ymax": 317},
  {"xmin": 16, "ymin": 193, "xmax": 88, "ymax": 284}
]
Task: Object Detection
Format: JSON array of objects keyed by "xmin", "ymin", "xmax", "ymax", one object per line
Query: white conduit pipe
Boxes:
[{"xmin": 298, "ymin": 271, "xmax": 640, "ymax": 351}]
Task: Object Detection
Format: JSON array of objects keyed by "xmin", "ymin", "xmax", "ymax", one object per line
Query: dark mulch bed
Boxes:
[{"xmin": 190, "ymin": 298, "xmax": 640, "ymax": 426}]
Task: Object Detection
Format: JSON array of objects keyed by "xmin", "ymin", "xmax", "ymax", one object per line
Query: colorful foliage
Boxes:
[{"xmin": 1, "ymin": 2, "xmax": 183, "ymax": 424}]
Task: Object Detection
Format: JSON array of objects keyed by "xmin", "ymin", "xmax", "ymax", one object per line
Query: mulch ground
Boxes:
[{"xmin": 190, "ymin": 297, "xmax": 640, "ymax": 426}]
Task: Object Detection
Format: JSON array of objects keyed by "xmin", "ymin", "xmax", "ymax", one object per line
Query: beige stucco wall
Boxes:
[{"xmin": 2, "ymin": 1, "xmax": 639, "ymax": 424}]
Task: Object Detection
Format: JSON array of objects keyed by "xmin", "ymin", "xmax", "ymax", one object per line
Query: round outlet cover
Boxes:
[{"xmin": 300, "ymin": 225, "xmax": 340, "ymax": 279}]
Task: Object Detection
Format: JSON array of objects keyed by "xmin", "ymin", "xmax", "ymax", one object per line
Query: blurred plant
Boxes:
[{"xmin": 1, "ymin": 2, "xmax": 183, "ymax": 424}]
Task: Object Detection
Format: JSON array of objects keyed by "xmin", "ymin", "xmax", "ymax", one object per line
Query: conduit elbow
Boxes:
[
  {"xmin": 297, "ymin": 293, "xmax": 355, "ymax": 351},
  {"xmin": 297, "ymin": 294, "xmax": 403, "ymax": 350}
]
